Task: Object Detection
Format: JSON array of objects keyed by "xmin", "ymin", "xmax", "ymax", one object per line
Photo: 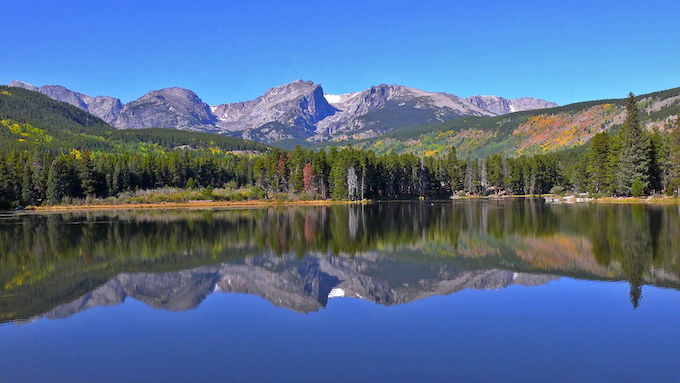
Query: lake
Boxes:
[{"xmin": 1, "ymin": 200, "xmax": 679, "ymax": 382}]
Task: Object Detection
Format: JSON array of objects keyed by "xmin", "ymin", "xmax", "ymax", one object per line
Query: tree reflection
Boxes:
[{"xmin": 0, "ymin": 200, "xmax": 678, "ymax": 319}]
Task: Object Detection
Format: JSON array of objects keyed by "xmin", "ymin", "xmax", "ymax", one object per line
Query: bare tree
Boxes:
[{"xmin": 347, "ymin": 166, "xmax": 359, "ymax": 200}]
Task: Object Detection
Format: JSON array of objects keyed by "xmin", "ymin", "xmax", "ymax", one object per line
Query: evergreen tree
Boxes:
[
  {"xmin": 46, "ymin": 156, "xmax": 68, "ymax": 204},
  {"xmin": 668, "ymin": 114, "xmax": 680, "ymax": 196},
  {"xmin": 444, "ymin": 147, "xmax": 460, "ymax": 194},
  {"xmin": 79, "ymin": 151, "xmax": 97, "ymax": 197},
  {"xmin": 574, "ymin": 153, "xmax": 590, "ymax": 193},
  {"xmin": 615, "ymin": 93, "xmax": 651, "ymax": 196},
  {"xmin": 587, "ymin": 132, "xmax": 610, "ymax": 193},
  {"xmin": 648, "ymin": 130, "xmax": 666, "ymax": 194},
  {"xmin": 21, "ymin": 163, "xmax": 35, "ymax": 205}
]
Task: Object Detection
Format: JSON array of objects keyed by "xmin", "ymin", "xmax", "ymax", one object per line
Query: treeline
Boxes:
[
  {"xmin": 0, "ymin": 150, "xmax": 258, "ymax": 206},
  {"xmin": 1, "ymin": 93, "xmax": 679, "ymax": 207}
]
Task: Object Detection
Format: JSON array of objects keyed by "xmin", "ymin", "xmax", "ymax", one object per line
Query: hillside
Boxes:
[
  {"xmin": 319, "ymin": 86, "xmax": 680, "ymax": 157},
  {"xmin": 0, "ymin": 86, "xmax": 267, "ymax": 153}
]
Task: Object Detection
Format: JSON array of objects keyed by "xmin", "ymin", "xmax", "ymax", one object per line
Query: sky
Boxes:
[{"xmin": 2, "ymin": 0, "xmax": 679, "ymax": 106}]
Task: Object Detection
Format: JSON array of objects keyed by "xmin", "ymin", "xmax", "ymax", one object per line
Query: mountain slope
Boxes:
[
  {"xmin": 316, "ymin": 85, "xmax": 494, "ymax": 141},
  {"xmin": 8, "ymin": 80, "xmax": 123, "ymax": 125},
  {"xmin": 347, "ymin": 87, "xmax": 680, "ymax": 157},
  {"xmin": 0, "ymin": 86, "xmax": 267, "ymax": 152}
]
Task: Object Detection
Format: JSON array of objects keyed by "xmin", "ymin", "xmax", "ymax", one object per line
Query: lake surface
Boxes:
[{"xmin": 1, "ymin": 200, "xmax": 679, "ymax": 382}]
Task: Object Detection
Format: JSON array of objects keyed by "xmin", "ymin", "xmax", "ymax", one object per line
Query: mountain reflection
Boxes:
[
  {"xmin": 38, "ymin": 253, "xmax": 557, "ymax": 318},
  {"xmin": 1, "ymin": 200, "xmax": 679, "ymax": 322}
]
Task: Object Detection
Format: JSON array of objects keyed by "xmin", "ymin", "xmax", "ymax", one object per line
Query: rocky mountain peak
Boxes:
[
  {"xmin": 114, "ymin": 87, "xmax": 216, "ymax": 130},
  {"xmin": 466, "ymin": 95, "xmax": 558, "ymax": 115},
  {"xmin": 8, "ymin": 80, "xmax": 38, "ymax": 91},
  {"xmin": 314, "ymin": 84, "xmax": 494, "ymax": 139},
  {"xmin": 211, "ymin": 80, "xmax": 338, "ymax": 142}
]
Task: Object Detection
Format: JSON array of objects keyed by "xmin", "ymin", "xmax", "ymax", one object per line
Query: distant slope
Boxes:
[
  {"xmin": 466, "ymin": 95, "xmax": 558, "ymax": 115},
  {"xmin": 0, "ymin": 86, "xmax": 267, "ymax": 153},
  {"xmin": 316, "ymin": 84, "xmax": 494, "ymax": 141},
  {"xmin": 9, "ymin": 80, "xmax": 123, "ymax": 125},
  {"xmin": 329, "ymin": 87, "xmax": 680, "ymax": 157}
]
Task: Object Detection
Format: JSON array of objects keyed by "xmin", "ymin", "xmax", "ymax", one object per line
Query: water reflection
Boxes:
[{"xmin": 0, "ymin": 200, "xmax": 679, "ymax": 323}]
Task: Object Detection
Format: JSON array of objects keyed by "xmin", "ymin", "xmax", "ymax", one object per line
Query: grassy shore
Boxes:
[
  {"xmin": 459, "ymin": 194, "xmax": 680, "ymax": 204},
  {"xmin": 14, "ymin": 190, "xmax": 680, "ymax": 213},
  {"xmin": 29, "ymin": 199, "xmax": 363, "ymax": 213},
  {"xmin": 589, "ymin": 196, "xmax": 680, "ymax": 204}
]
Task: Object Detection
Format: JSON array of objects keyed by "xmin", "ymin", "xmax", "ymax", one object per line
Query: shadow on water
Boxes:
[{"xmin": 0, "ymin": 199, "xmax": 679, "ymax": 322}]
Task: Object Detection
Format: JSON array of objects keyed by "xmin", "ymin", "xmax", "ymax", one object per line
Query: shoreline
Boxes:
[
  {"xmin": 21, "ymin": 199, "xmax": 364, "ymax": 213},
  {"xmin": 457, "ymin": 194, "xmax": 680, "ymax": 205},
  {"xmin": 9, "ymin": 195, "xmax": 680, "ymax": 213}
]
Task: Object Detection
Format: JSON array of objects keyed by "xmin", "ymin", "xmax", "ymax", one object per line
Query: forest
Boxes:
[{"xmin": 0, "ymin": 92, "xmax": 679, "ymax": 207}]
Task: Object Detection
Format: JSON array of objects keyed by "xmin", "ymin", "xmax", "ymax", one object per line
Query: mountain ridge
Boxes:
[
  {"xmin": 466, "ymin": 95, "xmax": 558, "ymax": 115},
  {"xmin": 7, "ymin": 79, "xmax": 557, "ymax": 144}
]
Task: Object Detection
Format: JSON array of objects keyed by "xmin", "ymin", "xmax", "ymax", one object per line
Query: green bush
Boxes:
[
  {"xmin": 632, "ymin": 178, "xmax": 644, "ymax": 197},
  {"xmin": 247, "ymin": 186, "xmax": 265, "ymax": 200},
  {"xmin": 198, "ymin": 186, "xmax": 214, "ymax": 200},
  {"xmin": 549, "ymin": 186, "xmax": 565, "ymax": 196},
  {"xmin": 185, "ymin": 178, "xmax": 198, "ymax": 190}
]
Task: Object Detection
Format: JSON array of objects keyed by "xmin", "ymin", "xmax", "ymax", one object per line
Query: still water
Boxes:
[{"xmin": 1, "ymin": 200, "xmax": 679, "ymax": 382}]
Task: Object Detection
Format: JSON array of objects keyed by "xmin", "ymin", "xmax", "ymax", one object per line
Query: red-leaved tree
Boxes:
[{"xmin": 303, "ymin": 163, "xmax": 314, "ymax": 192}]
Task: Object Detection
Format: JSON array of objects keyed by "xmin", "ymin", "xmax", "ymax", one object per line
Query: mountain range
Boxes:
[{"xmin": 7, "ymin": 80, "xmax": 557, "ymax": 144}]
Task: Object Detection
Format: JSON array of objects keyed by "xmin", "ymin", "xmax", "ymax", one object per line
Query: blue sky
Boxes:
[{"xmin": 2, "ymin": 0, "xmax": 679, "ymax": 106}]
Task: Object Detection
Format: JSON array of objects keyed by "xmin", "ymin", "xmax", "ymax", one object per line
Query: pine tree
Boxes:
[
  {"xmin": 668, "ymin": 114, "xmax": 680, "ymax": 196},
  {"xmin": 587, "ymin": 132, "xmax": 610, "ymax": 193},
  {"xmin": 574, "ymin": 154, "xmax": 590, "ymax": 193},
  {"xmin": 444, "ymin": 147, "xmax": 460, "ymax": 194},
  {"xmin": 615, "ymin": 93, "xmax": 651, "ymax": 196},
  {"xmin": 648, "ymin": 130, "xmax": 666, "ymax": 194},
  {"xmin": 21, "ymin": 163, "xmax": 35, "ymax": 205},
  {"xmin": 46, "ymin": 157, "xmax": 68, "ymax": 204},
  {"xmin": 79, "ymin": 151, "xmax": 97, "ymax": 197},
  {"xmin": 312, "ymin": 150, "xmax": 328, "ymax": 199}
]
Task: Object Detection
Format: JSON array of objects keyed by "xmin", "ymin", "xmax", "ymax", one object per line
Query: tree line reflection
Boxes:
[{"xmin": 0, "ymin": 200, "xmax": 678, "ymax": 320}]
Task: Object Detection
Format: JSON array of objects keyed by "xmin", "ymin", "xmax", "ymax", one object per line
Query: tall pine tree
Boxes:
[
  {"xmin": 587, "ymin": 132, "xmax": 610, "ymax": 193},
  {"xmin": 668, "ymin": 113, "xmax": 680, "ymax": 196},
  {"xmin": 615, "ymin": 93, "xmax": 650, "ymax": 196}
]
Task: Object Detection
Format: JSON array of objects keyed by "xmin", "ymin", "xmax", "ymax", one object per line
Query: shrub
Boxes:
[
  {"xmin": 549, "ymin": 186, "xmax": 565, "ymax": 196},
  {"xmin": 185, "ymin": 178, "xmax": 198, "ymax": 190},
  {"xmin": 247, "ymin": 186, "xmax": 265, "ymax": 200},
  {"xmin": 198, "ymin": 186, "xmax": 214, "ymax": 200},
  {"xmin": 631, "ymin": 178, "xmax": 644, "ymax": 197}
]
